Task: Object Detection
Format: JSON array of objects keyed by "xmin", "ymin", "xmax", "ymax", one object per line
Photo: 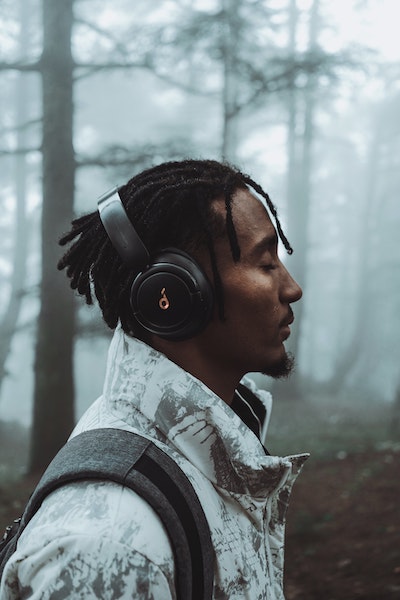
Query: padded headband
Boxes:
[{"xmin": 97, "ymin": 187, "xmax": 150, "ymax": 273}]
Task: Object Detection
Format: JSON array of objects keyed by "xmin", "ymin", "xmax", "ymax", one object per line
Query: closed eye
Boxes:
[{"xmin": 261, "ymin": 263, "xmax": 277, "ymax": 272}]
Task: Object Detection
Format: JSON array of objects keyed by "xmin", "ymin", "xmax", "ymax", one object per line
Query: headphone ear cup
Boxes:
[{"xmin": 130, "ymin": 249, "xmax": 213, "ymax": 341}]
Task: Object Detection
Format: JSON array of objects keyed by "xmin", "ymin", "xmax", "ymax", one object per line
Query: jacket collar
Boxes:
[{"xmin": 103, "ymin": 325, "xmax": 308, "ymax": 498}]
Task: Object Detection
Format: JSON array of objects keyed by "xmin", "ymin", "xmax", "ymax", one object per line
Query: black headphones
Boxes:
[{"xmin": 97, "ymin": 187, "xmax": 214, "ymax": 341}]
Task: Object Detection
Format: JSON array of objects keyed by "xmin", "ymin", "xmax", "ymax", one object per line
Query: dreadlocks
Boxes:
[{"xmin": 58, "ymin": 159, "xmax": 292, "ymax": 339}]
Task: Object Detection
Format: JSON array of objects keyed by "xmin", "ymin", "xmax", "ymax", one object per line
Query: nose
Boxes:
[{"xmin": 280, "ymin": 263, "xmax": 302, "ymax": 304}]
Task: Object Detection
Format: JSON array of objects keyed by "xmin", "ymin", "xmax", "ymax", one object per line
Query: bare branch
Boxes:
[
  {"xmin": 0, "ymin": 146, "xmax": 40, "ymax": 156},
  {"xmin": 74, "ymin": 59, "xmax": 213, "ymax": 97},
  {"xmin": 75, "ymin": 140, "xmax": 196, "ymax": 171},
  {"xmin": 0, "ymin": 118, "xmax": 42, "ymax": 136},
  {"xmin": 76, "ymin": 146, "xmax": 152, "ymax": 168},
  {"xmin": 0, "ymin": 59, "xmax": 41, "ymax": 72},
  {"xmin": 74, "ymin": 17, "xmax": 132, "ymax": 58},
  {"xmin": 74, "ymin": 60, "xmax": 147, "ymax": 71},
  {"xmin": 145, "ymin": 67, "xmax": 215, "ymax": 97}
]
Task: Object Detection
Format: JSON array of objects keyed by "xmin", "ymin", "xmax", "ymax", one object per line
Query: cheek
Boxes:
[
  {"xmin": 225, "ymin": 290, "xmax": 279, "ymax": 331},
  {"xmin": 220, "ymin": 269, "xmax": 279, "ymax": 321}
]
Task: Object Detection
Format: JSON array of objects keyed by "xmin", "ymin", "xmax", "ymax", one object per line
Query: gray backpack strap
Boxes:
[{"xmin": 1, "ymin": 428, "xmax": 214, "ymax": 600}]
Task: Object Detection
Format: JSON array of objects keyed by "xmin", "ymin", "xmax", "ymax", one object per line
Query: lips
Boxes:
[
  {"xmin": 279, "ymin": 310, "xmax": 294, "ymax": 341},
  {"xmin": 280, "ymin": 310, "xmax": 294, "ymax": 328}
]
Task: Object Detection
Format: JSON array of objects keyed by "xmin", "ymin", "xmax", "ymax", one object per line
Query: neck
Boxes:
[{"xmin": 151, "ymin": 337, "xmax": 241, "ymax": 406}]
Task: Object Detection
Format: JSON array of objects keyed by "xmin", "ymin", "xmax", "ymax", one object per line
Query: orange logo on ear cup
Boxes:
[{"xmin": 159, "ymin": 287, "xmax": 170, "ymax": 310}]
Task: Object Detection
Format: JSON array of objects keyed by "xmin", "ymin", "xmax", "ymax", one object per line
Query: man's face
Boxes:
[{"xmin": 199, "ymin": 188, "xmax": 302, "ymax": 379}]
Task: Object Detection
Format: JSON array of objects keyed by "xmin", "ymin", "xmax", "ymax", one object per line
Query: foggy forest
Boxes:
[{"xmin": 0, "ymin": 1, "xmax": 399, "ymax": 598}]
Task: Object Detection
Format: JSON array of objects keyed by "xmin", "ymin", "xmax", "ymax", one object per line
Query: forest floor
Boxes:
[
  {"xmin": 284, "ymin": 448, "xmax": 400, "ymax": 600},
  {"xmin": 1, "ymin": 392, "xmax": 399, "ymax": 599}
]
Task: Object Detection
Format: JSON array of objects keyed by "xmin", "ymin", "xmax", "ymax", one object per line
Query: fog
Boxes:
[{"xmin": 0, "ymin": 0, "xmax": 399, "ymax": 456}]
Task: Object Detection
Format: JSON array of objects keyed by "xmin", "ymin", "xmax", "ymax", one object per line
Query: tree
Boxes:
[
  {"xmin": 285, "ymin": 0, "xmax": 320, "ymax": 365},
  {"xmin": 330, "ymin": 90, "xmax": 400, "ymax": 397},
  {"xmin": 30, "ymin": 0, "xmax": 76, "ymax": 473},
  {"xmin": 141, "ymin": 0, "xmax": 334, "ymax": 162},
  {"xmin": 0, "ymin": 0, "xmax": 30, "ymax": 396},
  {"xmin": 220, "ymin": 0, "xmax": 241, "ymax": 161}
]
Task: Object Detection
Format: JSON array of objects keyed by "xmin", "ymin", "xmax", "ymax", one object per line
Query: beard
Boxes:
[{"xmin": 262, "ymin": 351, "xmax": 295, "ymax": 379}]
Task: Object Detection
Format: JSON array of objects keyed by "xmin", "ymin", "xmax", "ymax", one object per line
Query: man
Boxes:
[{"xmin": 1, "ymin": 159, "xmax": 308, "ymax": 599}]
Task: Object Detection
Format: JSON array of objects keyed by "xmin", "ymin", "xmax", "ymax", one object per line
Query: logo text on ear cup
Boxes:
[{"xmin": 159, "ymin": 287, "xmax": 170, "ymax": 310}]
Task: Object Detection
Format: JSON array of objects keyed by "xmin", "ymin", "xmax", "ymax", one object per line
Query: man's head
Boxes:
[{"xmin": 58, "ymin": 159, "xmax": 301, "ymax": 389}]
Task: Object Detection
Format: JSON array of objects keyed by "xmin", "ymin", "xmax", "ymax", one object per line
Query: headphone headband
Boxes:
[{"xmin": 98, "ymin": 187, "xmax": 149, "ymax": 272}]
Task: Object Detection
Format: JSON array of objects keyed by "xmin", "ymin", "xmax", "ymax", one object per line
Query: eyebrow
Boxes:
[{"xmin": 249, "ymin": 232, "xmax": 278, "ymax": 259}]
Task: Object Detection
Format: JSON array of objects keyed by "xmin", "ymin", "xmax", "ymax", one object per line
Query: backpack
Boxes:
[{"xmin": 0, "ymin": 428, "xmax": 214, "ymax": 599}]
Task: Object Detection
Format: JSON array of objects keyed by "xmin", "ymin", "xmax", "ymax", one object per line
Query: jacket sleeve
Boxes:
[{"xmin": 1, "ymin": 533, "xmax": 176, "ymax": 599}]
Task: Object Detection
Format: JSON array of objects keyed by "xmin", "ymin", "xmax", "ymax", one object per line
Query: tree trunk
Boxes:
[
  {"xmin": 221, "ymin": 0, "xmax": 240, "ymax": 162},
  {"xmin": 0, "ymin": 0, "xmax": 29, "ymax": 395},
  {"xmin": 390, "ymin": 386, "xmax": 400, "ymax": 439},
  {"xmin": 29, "ymin": 0, "xmax": 75, "ymax": 474},
  {"xmin": 284, "ymin": 0, "xmax": 303, "ymax": 371},
  {"xmin": 285, "ymin": 0, "xmax": 319, "ymax": 373},
  {"xmin": 328, "ymin": 121, "xmax": 381, "ymax": 390},
  {"xmin": 286, "ymin": 0, "xmax": 299, "ymax": 209}
]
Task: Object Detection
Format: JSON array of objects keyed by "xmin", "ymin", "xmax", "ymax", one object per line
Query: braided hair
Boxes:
[{"xmin": 58, "ymin": 159, "xmax": 292, "ymax": 339}]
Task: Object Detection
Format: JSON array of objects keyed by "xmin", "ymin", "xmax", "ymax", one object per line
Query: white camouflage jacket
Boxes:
[{"xmin": 1, "ymin": 326, "xmax": 308, "ymax": 599}]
